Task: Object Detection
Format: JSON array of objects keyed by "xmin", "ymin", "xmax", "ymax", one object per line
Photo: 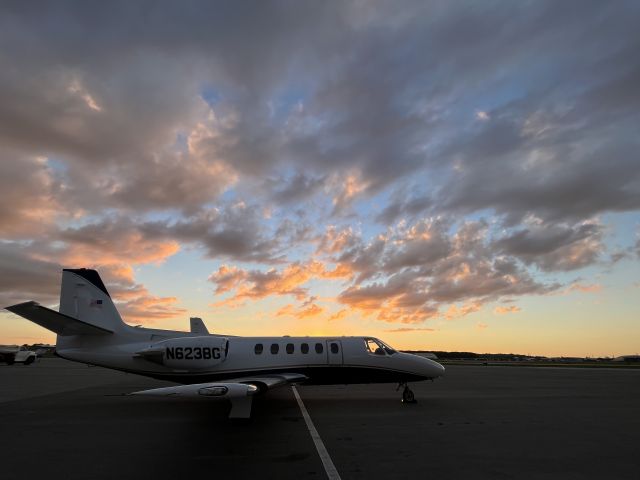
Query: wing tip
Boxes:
[{"xmin": 5, "ymin": 301, "xmax": 39, "ymax": 312}]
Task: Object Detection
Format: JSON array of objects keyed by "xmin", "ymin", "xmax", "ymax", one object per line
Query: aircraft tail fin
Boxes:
[
  {"xmin": 57, "ymin": 268, "xmax": 127, "ymax": 333},
  {"xmin": 190, "ymin": 317, "xmax": 209, "ymax": 334}
]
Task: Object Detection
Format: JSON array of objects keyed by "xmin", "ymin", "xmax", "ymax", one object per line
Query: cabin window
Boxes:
[
  {"xmin": 286, "ymin": 343, "xmax": 294, "ymax": 354},
  {"xmin": 271, "ymin": 343, "xmax": 279, "ymax": 354},
  {"xmin": 301, "ymin": 343, "xmax": 309, "ymax": 354},
  {"xmin": 330, "ymin": 343, "xmax": 339, "ymax": 354},
  {"xmin": 315, "ymin": 343, "xmax": 324, "ymax": 354},
  {"xmin": 254, "ymin": 343, "xmax": 263, "ymax": 355}
]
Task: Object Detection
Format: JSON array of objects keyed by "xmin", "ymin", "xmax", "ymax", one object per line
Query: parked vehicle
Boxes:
[{"xmin": 0, "ymin": 345, "xmax": 37, "ymax": 365}]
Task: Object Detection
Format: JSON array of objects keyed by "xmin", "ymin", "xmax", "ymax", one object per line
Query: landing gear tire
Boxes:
[
  {"xmin": 398, "ymin": 382, "xmax": 417, "ymax": 404},
  {"xmin": 24, "ymin": 356, "xmax": 35, "ymax": 365},
  {"xmin": 402, "ymin": 386, "xmax": 416, "ymax": 404}
]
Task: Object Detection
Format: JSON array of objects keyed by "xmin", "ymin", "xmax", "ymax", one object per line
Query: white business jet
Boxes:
[{"xmin": 5, "ymin": 269, "xmax": 444, "ymax": 418}]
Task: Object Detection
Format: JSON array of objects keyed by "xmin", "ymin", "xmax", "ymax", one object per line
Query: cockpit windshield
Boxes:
[{"xmin": 364, "ymin": 338, "xmax": 397, "ymax": 355}]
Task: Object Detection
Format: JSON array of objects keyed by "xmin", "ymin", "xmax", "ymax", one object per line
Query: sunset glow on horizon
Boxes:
[{"xmin": 1, "ymin": 1, "xmax": 639, "ymax": 358}]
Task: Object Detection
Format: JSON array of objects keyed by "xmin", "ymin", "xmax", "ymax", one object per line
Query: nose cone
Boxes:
[
  {"xmin": 401, "ymin": 353, "xmax": 445, "ymax": 380},
  {"xmin": 425, "ymin": 357, "xmax": 445, "ymax": 378}
]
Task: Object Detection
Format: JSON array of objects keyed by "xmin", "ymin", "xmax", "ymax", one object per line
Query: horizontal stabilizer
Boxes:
[{"xmin": 5, "ymin": 301, "xmax": 113, "ymax": 336}]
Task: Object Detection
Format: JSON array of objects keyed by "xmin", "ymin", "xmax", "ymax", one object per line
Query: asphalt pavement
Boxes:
[{"xmin": 1, "ymin": 358, "xmax": 638, "ymax": 480}]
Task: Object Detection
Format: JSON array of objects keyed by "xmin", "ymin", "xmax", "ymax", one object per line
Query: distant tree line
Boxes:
[{"xmin": 403, "ymin": 350, "xmax": 545, "ymax": 361}]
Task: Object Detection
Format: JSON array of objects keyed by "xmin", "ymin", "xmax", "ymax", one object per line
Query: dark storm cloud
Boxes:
[
  {"xmin": 336, "ymin": 235, "xmax": 387, "ymax": 284},
  {"xmin": 0, "ymin": 148, "xmax": 61, "ymax": 238},
  {"xmin": 1, "ymin": 0, "xmax": 639, "ymax": 325},
  {"xmin": 375, "ymin": 193, "xmax": 431, "ymax": 225},
  {"xmin": 269, "ymin": 173, "xmax": 326, "ymax": 205},
  {"xmin": 381, "ymin": 220, "xmax": 451, "ymax": 272},
  {"xmin": 139, "ymin": 205, "xmax": 287, "ymax": 263},
  {"xmin": 0, "ymin": 244, "xmax": 61, "ymax": 305},
  {"xmin": 54, "ymin": 217, "xmax": 180, "ymax": 265},
  {"xmin": 495, "ymin": 222, "xmax": 604, "ymax": 271},
  {"xmin": 431, "ymin": 9, "xmax": 640, "ymax": 223},
  {"xmin": 0, "ymin": 0, "xmax": 344, "ymax": 213},
  {"xmin": 437, "ymin": 112, "xmax": 640, "ymax": 224},
  {"xmin": 1, "ymin": 1, "xmax": 638, "ymax": 220}
]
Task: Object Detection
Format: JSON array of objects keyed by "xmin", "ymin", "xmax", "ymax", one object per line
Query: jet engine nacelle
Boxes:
[{"xmin": 137, "ymin": 336, "xmax": 228, "ymax": 369}]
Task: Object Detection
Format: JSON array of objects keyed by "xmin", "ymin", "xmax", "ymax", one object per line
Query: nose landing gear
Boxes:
[{"xmin": 397, "ymin": 382, "xmax": 417, "ymax": 404}]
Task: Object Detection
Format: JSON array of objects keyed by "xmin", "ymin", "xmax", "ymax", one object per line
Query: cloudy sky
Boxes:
[{"xmin": 1, "ymin": 1, "xmax": 639, "ymax": 356}]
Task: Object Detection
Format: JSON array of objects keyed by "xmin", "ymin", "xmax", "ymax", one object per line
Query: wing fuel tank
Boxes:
[{"xmin": 130, "ymin": 382, "xmax": 258, "ymax": 418}]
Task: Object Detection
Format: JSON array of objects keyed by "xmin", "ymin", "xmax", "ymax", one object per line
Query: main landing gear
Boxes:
[{"xmin": 397, "ymin": 382, "xmax": 416, "ymax": 404}]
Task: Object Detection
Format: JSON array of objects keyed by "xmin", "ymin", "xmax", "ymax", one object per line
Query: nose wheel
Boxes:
[{"xmin": 397, "ymin": 382, "xmax": 417, "ymax": 404}]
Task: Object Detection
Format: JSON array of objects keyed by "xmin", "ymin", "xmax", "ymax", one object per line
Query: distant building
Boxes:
[
  {"xmin": 420, "ymin": 352, "xmax": 438, "ymax": 360},
  {"xmin": 613, "ymin": 355, "xmax": 640, "ymax": 363},
  {"xmin": 400, "ymin": 351, "xmax": 439, "ymax": 359}
]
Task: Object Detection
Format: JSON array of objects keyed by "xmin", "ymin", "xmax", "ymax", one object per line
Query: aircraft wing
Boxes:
[
  {"xmin": 225, "ymin": 372, "xmax": 308, "ymax": 390},
  {"xmin": 5, "ymin": 301, "xmax": 113, "ymax": 336},
  {"xmin": 129, "ymin": 373, "xmax": 307, "ymax": 418}
]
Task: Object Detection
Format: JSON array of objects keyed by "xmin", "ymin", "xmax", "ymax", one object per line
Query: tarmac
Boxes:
[{"xmin": 1, "ymin": 358, "xmax": 639, "ymax": 480}]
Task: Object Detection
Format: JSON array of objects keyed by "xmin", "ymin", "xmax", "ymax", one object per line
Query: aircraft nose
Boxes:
[
  {"xmin": 423, "ymin": 357, "xmax": 445, "ymax": 378},
  {"xmin": 400, "ymin": 353, "xmax": 445, "ymax": 379}
]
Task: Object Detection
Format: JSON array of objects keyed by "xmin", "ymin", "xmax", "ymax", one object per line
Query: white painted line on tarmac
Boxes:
[{"xmin": 292, "ymin": 385, "xmax": 342, "ymax": 480}]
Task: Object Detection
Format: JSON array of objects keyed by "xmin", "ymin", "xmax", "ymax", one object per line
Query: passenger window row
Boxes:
[{"xmin": 254, "ymin": 342, "xmax": 339, "ymax": 355}]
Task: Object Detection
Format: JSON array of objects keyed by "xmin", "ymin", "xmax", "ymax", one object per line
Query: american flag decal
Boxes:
[{"xmin": 90, "ymin": 299, "xmax": 103, "ymax": 307}]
